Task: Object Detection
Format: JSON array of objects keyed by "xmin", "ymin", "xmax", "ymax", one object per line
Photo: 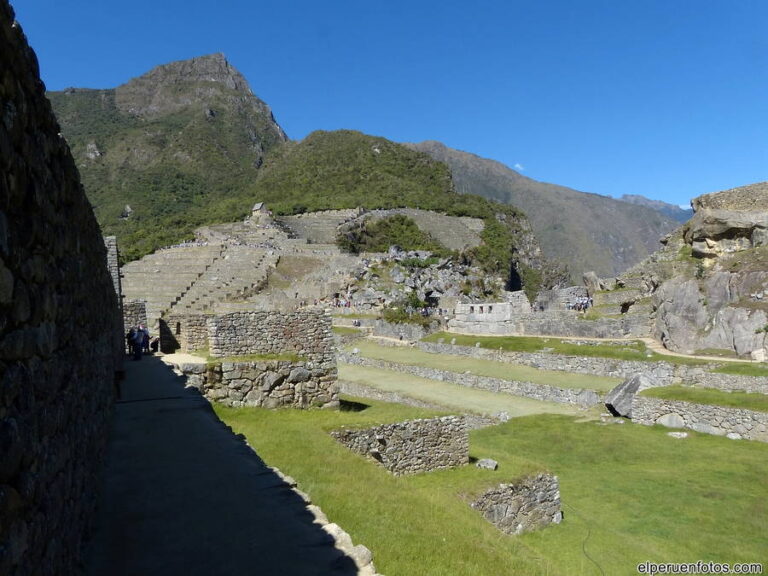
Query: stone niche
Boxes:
[
  {"xmin": 331, "ymin": 416, "xmax": 469, "ymax": 475},
  {"xmin": 472, "ymin": 474, "xmax": 563, "ymax": 535}
]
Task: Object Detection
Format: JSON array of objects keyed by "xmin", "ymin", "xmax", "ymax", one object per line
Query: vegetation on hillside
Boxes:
[
  {"xmin": 336, "ymin": 214, "xmax": 448, "ymax": 255},
  {"xmin": 249, "ymin": 130, "xmax": 547, "ymax": 292},
  {"xmin": 48, "ymin": 86, "xmax": 283, "ymax": 262}
]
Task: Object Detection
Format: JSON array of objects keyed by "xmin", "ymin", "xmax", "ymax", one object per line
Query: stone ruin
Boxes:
[
  {"xmin": 471, "ymin": 474, "xmax": 562, "ymax": 535},
  {"xmin": 331, "ymin": 416, "xmax": 469, "ymax": 475},
  {"xmin": 172, "ymin": 309, "xmax": 340, "ymax": 409},
  {"xmin": 1, "ymin": 5, "xmax": 122, "ymax": 573}
]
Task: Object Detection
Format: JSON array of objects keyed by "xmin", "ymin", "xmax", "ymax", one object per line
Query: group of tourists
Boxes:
[
  {"xmin": 566, "ymin": 297, "xmax": 593, "ymax": 312},
  {"xmin": 126, "ymin": 324, "xmax": 158, "ymax": 360}
]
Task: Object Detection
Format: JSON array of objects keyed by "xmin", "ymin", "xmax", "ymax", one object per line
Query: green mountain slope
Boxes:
[
  {"xmin": 248, "ymin": 129, "xmax": 567, "ymax": 292},
  {"xmin": 48, "ymin": 53, "xmax": 286, "ymax": 260},
  {"xmin": 408, "ymin": 141, "xmax": 681, "ymax": 279}
]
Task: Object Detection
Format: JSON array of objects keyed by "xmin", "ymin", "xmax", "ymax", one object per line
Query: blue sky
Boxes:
[{"xmin": 13, "ymin": 0, "xmax": 767, "ymax": 207}]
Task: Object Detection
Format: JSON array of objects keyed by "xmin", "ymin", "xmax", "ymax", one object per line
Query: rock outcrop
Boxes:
[{"xmin": 603, "ymin": 182, "xmax": 768, "ymax": 358}]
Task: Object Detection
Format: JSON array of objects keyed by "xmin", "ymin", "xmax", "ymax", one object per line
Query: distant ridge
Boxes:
[
  {"xmin": 407, "ymin": 140, "xmax": 681, "ymax": 279},
  {"xmin": 619, "ymin": 194, "xmax": 693, "ymax": 223}
]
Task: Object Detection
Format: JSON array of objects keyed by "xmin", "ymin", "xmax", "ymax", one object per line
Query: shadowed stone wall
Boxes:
[
  {"xmin": 122, "ymin": 299, "xmax": 147, "ymax": 332},
  {"xmin": 472, "ymin": 474, "xmax": 562, "ymax": 535},
  {"xmin": 0, "ymin": 4, "xmax": 119, "ymax": 574},
  {"xmin": 331, "ymin": 416, "xmax": 468, "ymax": 475}
]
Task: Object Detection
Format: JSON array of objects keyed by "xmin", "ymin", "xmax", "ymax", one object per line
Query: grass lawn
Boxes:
[
  {"xmin": 425, "ymin": 332, "xmax": 707, "ymax": 366},
  {"xmin": 215, "ymin": 401, "xmax": 768, "ymax": 575},
  {"xmin": 332, "ymin": 326, "xmax": 363, "ymax": 335},
  {"xmin": 712, "ymin": 363, "xmax": 768, "ymax": 378},
  {"xmin": 640, "ymin": 386, "xmax": 768, "ymax": 413},
  {"xmin": 349, "ymin": 340, "xmax": 620, "ymax": 392},
  {"xmin": 339, "ymin": 364, "xmax": 588, "ymax": 418}
]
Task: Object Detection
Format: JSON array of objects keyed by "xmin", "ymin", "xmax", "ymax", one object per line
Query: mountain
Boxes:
[
  {"xmin": 407, "ymin": 141, "xmax": 681, "ymax": 280},
  {"xmin": 619, "ymin": 194, "xmax": 693, "ymax": 223},
  {"xmin": 48, "ymin": 53, "xmax": 287, "ymax": 261},
  {"xmin": 248, "ymin": 129, "xmax": 567, "ymax": 294}
]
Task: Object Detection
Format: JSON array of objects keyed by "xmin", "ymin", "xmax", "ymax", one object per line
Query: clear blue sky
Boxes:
[{"xmin": 13, "ymin": 0, "xmax": 768, "ymax": 207}]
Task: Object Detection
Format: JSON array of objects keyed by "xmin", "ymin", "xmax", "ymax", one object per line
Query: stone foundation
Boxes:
[
  {"xmin": 472, "ymin": 474, "xmax": 562, "ymax": 535},
  {"xmin": 331, "ymin": 416, "xmax": 468, "ymax": 475},
  {"xmin": 631, "ymin": 396, "xmax": 768, "ymax": 442},
  {"xmin": 182, "ymin": 359, "xmax": 338, "ymax": 409}
]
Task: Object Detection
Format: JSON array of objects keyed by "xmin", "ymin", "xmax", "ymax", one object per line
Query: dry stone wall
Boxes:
[
  {"xmin": 472, "ymin": 474, "xmax": 562, "ymax": 535},
  {"xmin": 208, "ymin": 309, "xmax": 334, "ymax": 362},
  {"xmin": 161, "ymin": 313, "xmax": 210, "ymax": 353},
  {"xmin": 331, "ymin": 416, "xmax": 468, "ymax": 475},
  {"xmin": 418, "ymin": 341, "xmax": 768, "ymax": 394},
  {"xmin": 631, "ymin": 397, "xmax": 768, "ymax": 442},
  {"xmin": 339, "ymin": 353, "xmax": 601, "ymax": 407},
  {"xmin": 449, "ymin": 311, "xmax": 651, "ymax": 339},
  {"xmin": 181, "ymin": 359, "xmax": 339, "ymax": 409},
  {"xmin": 0, "ymin": 5, "xmax": 120, "ymax": 574},
  {"xmin": 123, "ymin": 299, "xmax": 147, "ymax": 332}
]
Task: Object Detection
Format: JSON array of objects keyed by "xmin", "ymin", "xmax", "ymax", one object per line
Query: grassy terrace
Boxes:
[
  {"xmin": 347, "ymin": 340, "xmax": 620, "ymax": 392},
  {"xmin": 424, "ymin": 332, "xmax": 708, "ymax": 366},
  {"xmin": 215, "ymin": 401, "xmax": 768, "ymax": 575},
  {"xmin": 713, "ymin": 363, "xmax": 768, "ymax": 378},
  {"xmin": 640, "ymin": 386, "xmax": 768, "ymax": 413},
  {"xmin": 339, "ymin": 364, "xmax": 587, "ymax": 418}
]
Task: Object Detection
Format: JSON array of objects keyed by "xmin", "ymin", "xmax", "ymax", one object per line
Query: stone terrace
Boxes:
[{"xmin": 121, "ymin": 244, "xmax": 223, "ymax": 328}]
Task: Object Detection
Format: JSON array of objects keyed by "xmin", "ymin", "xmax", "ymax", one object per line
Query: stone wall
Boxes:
[
  {"xmin": 104, "ymin": 236, "xmax": 125, "ymax": 375},
  {"xmin": 123, "ymin": 299, "xmax": 147, "ymax": 332},
  {"xmin": 208, "ymin": 309, "xmax": 334, "ymax": 362},
  {"xmin": 331, "ymin": 416, "xmax": 468, "ymax": 475},
  {"xmin": 161, "ymin": 313, "xmax": 210, "ymax": 353},
  {"xmin": 370, "ymin": 319, "xmax": 434, "ymax": 342},
  {"xmin": 181, "ymin": 359, "xmax": 338, "ymax": 409},
  {"xmin": 448, "ymin": 310, "xmax": 651, "ymax": 339},
  {"xmin": 339, "ymin": 353, "xmax": 601, "ymax": 407},
  {"xmin": 0, "ymin": 5, "xmax": 120, "ymax": 574},
  {"xmin": 418, "ymin": 341, "xmax": 768, "ymax": 394},
  {"xmin": 453, "ymin": 294, "xmax": 532, "ymax": 324},
  {"xmin": 471, "ymin": 474, "xmax": 562, "ymax": 535},
  {"xmin": 631, "ymin": 397, "xmax": 768, "ymax": 442}
]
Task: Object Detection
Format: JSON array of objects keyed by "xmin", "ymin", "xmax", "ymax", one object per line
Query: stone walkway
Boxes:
[{"xmin": 83, "ymin": 355, "xmax": 359, "ymax": 576}]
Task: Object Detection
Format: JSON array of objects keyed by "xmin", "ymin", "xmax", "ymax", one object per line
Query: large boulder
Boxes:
[{"xmin": 605, "ymin": 374, "xmax": 659, "ymax": 418}]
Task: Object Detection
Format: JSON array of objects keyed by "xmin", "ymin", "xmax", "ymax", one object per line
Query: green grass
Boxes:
[
  {"xmin": 424, "ymin": 332, "xmax": 708, "ymax": 366},
  {"xmin": 339, "ymin": 364, "xmax": 588, "ymax": 418},
  {"xmin": 214, "ymin": 401, "xmax": 768, "ymax": 575},
  {"xmin": 712, "ymin": 363, "xmax": 768, "ymax": 377},
  {"xmin": 349, "ymin": 340, "xmax": 620, "ymax": 391},
  {"xmin": 694, "ymin": 348, "xmax": 739, "ymax": 358},
  {"xmin": 332, "ymin": 326, "xmax": 363, "ymax": 335},
  {"xmin": 640, "ymin": 386, "xmax": 768, "ymax": 413}
]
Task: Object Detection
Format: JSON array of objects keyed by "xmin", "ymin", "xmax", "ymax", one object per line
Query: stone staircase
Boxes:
[{"xmin": 121, "ymin": 245, "xmax": 223, "ymax": 328}]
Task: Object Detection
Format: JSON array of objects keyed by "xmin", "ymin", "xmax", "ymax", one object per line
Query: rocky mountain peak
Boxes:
[{"xmin": 114, "ymin": 53, "xmax": 266, "ymax": 119}]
